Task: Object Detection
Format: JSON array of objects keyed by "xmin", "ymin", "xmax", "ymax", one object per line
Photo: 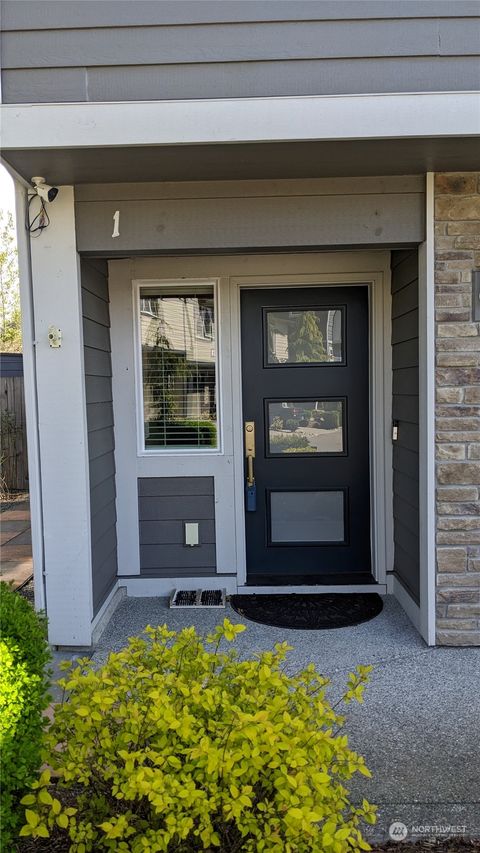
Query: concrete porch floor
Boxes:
[{"xmin": 92, "ymin": 594, "xmax": 480, "ymax": 843}]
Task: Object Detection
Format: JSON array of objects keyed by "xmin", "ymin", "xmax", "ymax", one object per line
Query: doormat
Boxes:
[{"xmin": 230, "ymin": 593, "xmax": 383, "ymax": 629}]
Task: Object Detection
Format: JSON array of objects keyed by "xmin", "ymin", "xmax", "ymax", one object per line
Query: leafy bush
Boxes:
[
  {"xmin": 21, "ymin": 619, "xmax": 376, "ymax": 852},
  {"xmin": 0, "ymin": 582, "xmax": 51, "ymax": 846},
  {"xmin": 269, "ymin": 432, "xmax": 311, "ymax": 452},
  {"xmin": 146, "ymin": 419, "xmax": 216, "ymax": 448}
]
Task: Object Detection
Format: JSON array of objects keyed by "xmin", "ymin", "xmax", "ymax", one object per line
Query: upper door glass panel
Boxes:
[{"xmin": 265, "ymin": 307, "xmax": 344, "ymax": 365}]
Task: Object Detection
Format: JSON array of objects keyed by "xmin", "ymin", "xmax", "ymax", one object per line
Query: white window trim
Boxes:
[{"xmin": 132, "ymin": 278, "xmax": 222, "ymax": 457}]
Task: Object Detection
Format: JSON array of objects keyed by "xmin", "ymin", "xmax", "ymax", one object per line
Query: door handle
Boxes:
[{"xmin": 244, "ymin": 421, "xmax": 256, "ymax": 486}]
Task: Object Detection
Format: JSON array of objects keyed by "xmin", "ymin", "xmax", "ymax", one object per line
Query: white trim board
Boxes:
[
  {"xmin": 389, "ymin": 575, "xmax": 422, "ymax": 639},
  {"xmin": 2, "ymin": 92, "xmax": 479, "ymax": 151},
  {"xmin": 121, "ymin": 577, "xmax": 238, "ymax": 597}
]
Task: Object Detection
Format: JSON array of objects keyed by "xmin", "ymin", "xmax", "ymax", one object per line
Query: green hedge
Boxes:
[
  {"xmin": 145, "ymin": 419, "xmax": 217, "ymax": 448},
  {"xmin": 0, "ymin": 582, "xmax": 51, "ymax": 847}
]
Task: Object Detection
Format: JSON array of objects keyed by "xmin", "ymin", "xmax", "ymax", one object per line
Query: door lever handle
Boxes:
[{"xmin": 244, "ymin": 421, "xmax": 256, "ymax": 487}]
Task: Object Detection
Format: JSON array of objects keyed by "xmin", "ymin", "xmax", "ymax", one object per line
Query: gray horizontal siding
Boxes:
[
  {"xmin": 391, "ymin": 249, "xmax": 420, "ymax": 604},
  {"xmin": 75, "ymin": 176, "xmax": 425, "ymax": 253},
  {"xmin": 4, "ymin": 2, "xmax": 478, "ymax": 30},
  {"xmin": 0, "ymin": 353, "xmax": 23, "ymax": 377},
  {"xmin": 81, "ymin": 259, "xmax": 117, "ymax": 615},
  {"xmin": 6, "ymin": 19, "xmax": 480, "ymax": 68},
  {"xmin": 138, "ymin": 477, "xmax": 216, "ymax": 578},
  {"xmin": 2, "ymin": 4, "xmax": 478, "ymax": 103},
  {"xmin": 4, "ymin": 56, "xmax": 480, "ymax": 103}
]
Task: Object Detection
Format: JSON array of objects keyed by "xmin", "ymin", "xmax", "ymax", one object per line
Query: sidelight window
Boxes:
[{"xmin": 138, "ymin": 283, "xmax": 217, "ymax": 451}]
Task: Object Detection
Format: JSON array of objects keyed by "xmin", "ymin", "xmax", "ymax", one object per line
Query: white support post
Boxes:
[
  {"xmin": 418, "ymin": 173, "xmax": 437, "ymax": 646},
  {"xmin": 14, "ymin": 182, "xmax": 46, "ymax": 613},
  {"xmin": 28, "ymin": 187, "xmax": 93, "ymax": 646}
]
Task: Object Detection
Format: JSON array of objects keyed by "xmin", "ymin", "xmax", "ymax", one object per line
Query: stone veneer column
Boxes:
[{"xmin": 434, "ymin": 172, "xmax": 480, "ymax": 645}]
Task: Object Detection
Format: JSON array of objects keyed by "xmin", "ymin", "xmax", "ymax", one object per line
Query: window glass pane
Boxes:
[
  {"xmin": 266, "ymin": 308, "xmax": 343, "ymax": 364},
  {"xmin": 270, "ymin": 491, "xmax": 345, "ymax": 543},
  {"xmin": 268, "ymin": 400, "xmax": 344, "ymax": 454},
  {"xmin": 140, "ymin": 285, "xmax": 217, "ymax": 449}
]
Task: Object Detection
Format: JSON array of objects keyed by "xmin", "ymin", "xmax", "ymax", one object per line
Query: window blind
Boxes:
[{"xmin": 140, "ymin": 285, "xmax": 217, "ymax": 450}]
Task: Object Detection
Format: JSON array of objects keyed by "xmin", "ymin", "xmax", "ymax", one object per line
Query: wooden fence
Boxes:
[{"xmin": 0, "ymin": 357, "xmax": 29, "ymax": 492}]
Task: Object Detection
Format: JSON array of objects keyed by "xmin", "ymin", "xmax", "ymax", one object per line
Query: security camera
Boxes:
[{"xmin": 31, "ymin": 176, "xmax": 59, "ymax": 203}]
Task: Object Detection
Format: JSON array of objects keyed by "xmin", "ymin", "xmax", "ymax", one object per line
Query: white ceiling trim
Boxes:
[{"xmin": 1, "ymin": 91, "xmax": 479, "ymax": 151}]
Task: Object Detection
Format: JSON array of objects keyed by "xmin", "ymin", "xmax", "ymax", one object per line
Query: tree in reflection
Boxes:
[{"xmin": 289, "ymin": 311, "xmax": 326, "ymax": 363}]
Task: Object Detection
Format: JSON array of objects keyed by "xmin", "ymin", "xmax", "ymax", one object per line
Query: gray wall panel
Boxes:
[
  {"xmin": 2, "ymin": 20, "xmax": 451, "ymax": 68},
  {"xmin": 139, "ymin": 495, "xmax": 215, "ymax": 522},
  {"xmin": 86, "ymin": 401, "xmax": 114, "ymax": 433},
  {"xmin": 4, "ymin": 2, "xmax": 478, "ymax": 30},
  {"xmin": 138, "ymin": 477, "xmax": 216, "ymax": 577},
  {"xmin": 88, "ymin": 452, "xmax": 115, "ymax": 491},
  {"xmin": 85, "ymin": 376, "xmax": 113, "ymax": 405},
  {"xmin": 140, "ymin": 544, "xmax": 216, "ymax": 570},
  {"xmin": 87, "ymin": 426, "xmax": 115, "ymax": 461},
  {"xmin": 84, "ymin": 57, "xmax": 480, "ymax": 103},
  {"xmin": 75, "ymin": 190, "xmax": 425, "ymax": 253},
  {"xmin": 90, "ymin": 477, "xmax": 117, "ymax": 516},
  {"xmin": 2, "ymin": 4, "xmax": 478, "ymax": 103},
  {"xmin": 138, "ymin": 476, "xmax": 214, "ymax": 497},
  {"xmin": 83, "ymin": 318, "xmax": 111, "ymax": 351},
  {"xmin": 391, "ymin": 249, "xmax": 420, "ymax": 604},
  {"xmin": 139, "ymin": 519, "xmax": 216, "ymax": 545},
  {"xmin": 81, "ymin": 259, "xmax": 118, "ymax": 615},
  {"xmin": 1, "ymin": 68, "xmax": 87, "ymax": 103}
]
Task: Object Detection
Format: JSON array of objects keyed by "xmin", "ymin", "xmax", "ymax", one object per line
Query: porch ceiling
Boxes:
[{"xmin": 3, "ymin": 136, "xmax": 479, "ymax": 186}]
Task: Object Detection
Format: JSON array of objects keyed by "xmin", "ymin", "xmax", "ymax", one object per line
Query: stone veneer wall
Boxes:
[{"xmin": 435, "ymin": 172, "xmax": 480, "ymax": 646}]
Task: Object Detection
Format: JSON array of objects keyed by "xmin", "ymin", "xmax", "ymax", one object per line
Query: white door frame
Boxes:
[
  {"xmin": 114, "ymin": 252, "xmax": 393, "ymax": 597},
  {"xmin": 230, "ymin": 269, "xmax": 392, "ymax": 594}
]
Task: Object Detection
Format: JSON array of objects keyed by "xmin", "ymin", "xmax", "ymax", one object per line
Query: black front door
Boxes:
[{"xmin": 241, "ymin": 286, "xmax": 372, "ymax": 585}]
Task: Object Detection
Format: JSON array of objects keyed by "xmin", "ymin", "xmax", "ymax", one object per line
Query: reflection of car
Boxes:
[{"xmin": 269, "ymin": 403, "xmax": 303, "ymax": 420}]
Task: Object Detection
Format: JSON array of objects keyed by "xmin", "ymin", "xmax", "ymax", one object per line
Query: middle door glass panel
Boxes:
[{"xmin": 266, "ymin": 399, "xmax": 345, "ymax": 456}]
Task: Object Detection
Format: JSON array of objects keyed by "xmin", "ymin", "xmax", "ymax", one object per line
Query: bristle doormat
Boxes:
[{"xmin": 230, "ymin": 593, "xmax": 383, "ymax": 629}]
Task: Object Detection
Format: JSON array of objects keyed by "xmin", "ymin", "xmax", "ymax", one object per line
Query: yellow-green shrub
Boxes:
[
  {"xmin": 21, "ymin": 619, "xmax": 376, "ymax": 852},
  {"xmin": 0, "ymin": 582, "xmax": 51, "ymax": 847}
]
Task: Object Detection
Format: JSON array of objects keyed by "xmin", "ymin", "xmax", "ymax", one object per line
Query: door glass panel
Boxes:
[
  {"xmin": 266, "ymin": 308, "xmax": 343, "ymax": 365},
  {"xmin": 270, "ymin": 491, "xmax": 345, "ymax": 543},
  {"xmin": 268, "ymin": 400, "xmax": 344, "ymax": 455}
]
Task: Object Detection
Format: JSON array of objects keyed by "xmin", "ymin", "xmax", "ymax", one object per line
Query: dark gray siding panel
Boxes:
[
  {"xmin": 1, "ymin": 69, "xmax": 87, "ymax": 103},
  {"xmin": 3, "ymin": 20, "xmax": 465, "ymax": 68},
  {"xmin": 0, "ymin": 353, "xmax": 23, "ymax": 377},
  {"xmin": 138, "ymin": 477, "xmax": 216, "ymax": 577},
  {"xmin": 4, "ymin": 2, "xmax": 478, "ymax": 30},
  {"xmin": 6, "ymin": 56, "xmax": 480, "ymax": 104},
  {"xmin": 81, "ymin": 259, "xmax": 117, "ymax": 616},
  {"xmin": 2, "ymin": 4, "xmax": 479, "ymax": 103},
  {"xmin": 84, "ymin": 57, "xmax": 480, "ymax": 103},
  {"xmin": 391, "ymin": 250, "xmax": 420, "ymax": 604},
  {"xmin": 75, "ymin": 190, "xmax": 425, "ymax": 253}
]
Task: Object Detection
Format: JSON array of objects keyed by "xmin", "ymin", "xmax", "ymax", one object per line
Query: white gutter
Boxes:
[{"xmin": 1, "ymin": 92, "xmax": 479, "ymax": 151}]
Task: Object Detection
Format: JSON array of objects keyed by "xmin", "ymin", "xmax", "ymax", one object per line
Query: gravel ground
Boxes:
[
  {"xmin": 13, "ymin": 829, "xmax": 480, "ymax": 851},
  {"xmin": 16, "ymin": 576, "xmax": 34, "ymax": 604}
]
